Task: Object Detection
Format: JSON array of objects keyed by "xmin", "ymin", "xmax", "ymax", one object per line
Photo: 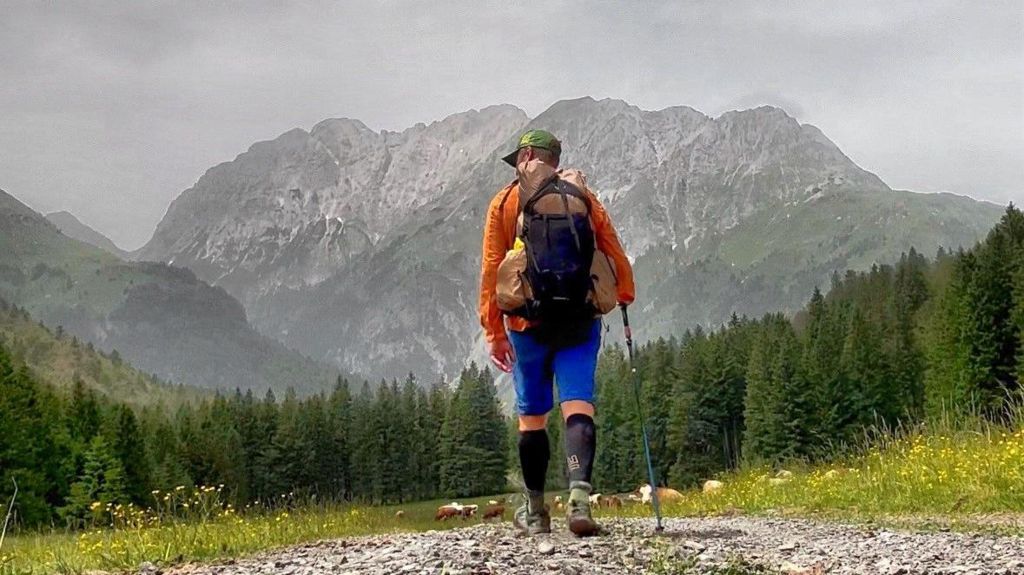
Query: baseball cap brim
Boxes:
[
  {"xmin": 501, "ymin": 129, "xmax": 561, "ymax": 167},
  {"xmin": 501, "ymin": 149, "xmax": 519, "ymax": 167}
]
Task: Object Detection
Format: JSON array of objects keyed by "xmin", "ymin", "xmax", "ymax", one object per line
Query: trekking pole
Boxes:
[{"xmin": 620, "ymin": 304, "xmax": 664, "ymax": 533}]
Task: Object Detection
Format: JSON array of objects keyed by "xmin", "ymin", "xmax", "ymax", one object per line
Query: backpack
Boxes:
[
  {"xmin": 519, "ymin": 176, "xmax": 595, "ymax": 321},
  {"xmin": 495, "ymin": 170, "xmax": 625, "ymax": 322}
]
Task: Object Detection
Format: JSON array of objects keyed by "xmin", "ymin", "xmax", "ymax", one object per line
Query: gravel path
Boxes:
[{"xmin": 164, "ymin": 516, "xmax": 1024, "ymax": 575}]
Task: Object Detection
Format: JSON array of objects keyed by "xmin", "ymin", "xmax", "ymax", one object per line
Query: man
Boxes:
[{"xmin": 478, "ymin": 129, "xmax": 635, "ymax": 536}]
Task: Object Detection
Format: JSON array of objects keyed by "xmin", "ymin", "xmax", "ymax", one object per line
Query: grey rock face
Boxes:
[
  {"xmin": 138, "ymin": 98, "xmax": 1001, "ymax": 393},
  {"xmin": 138, "ymin": 105, "xmax": 528, "ymax": 304}
]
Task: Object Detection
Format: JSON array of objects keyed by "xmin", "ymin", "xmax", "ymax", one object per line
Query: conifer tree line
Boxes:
[
  {"xmin": 3, "ymin": 206, "xmax": 1024, "ymax": 529},
  {"xmin": 586, "ymin": 206, "xmax": 1024, "ymax": 493},
  {"xmin": 0, "ymin": 356, "xmax": 507, "ymax": 529}
]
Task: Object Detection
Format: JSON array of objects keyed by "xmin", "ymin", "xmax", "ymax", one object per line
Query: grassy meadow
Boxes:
[{"xmin": 2, "ymin": 420, "xmax": 1023, "ymax": 574}]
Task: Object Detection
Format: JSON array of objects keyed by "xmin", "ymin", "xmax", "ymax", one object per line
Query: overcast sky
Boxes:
[{"xmin": 2, "ymin": 1, "xmax": 1021, "ymax": 250}]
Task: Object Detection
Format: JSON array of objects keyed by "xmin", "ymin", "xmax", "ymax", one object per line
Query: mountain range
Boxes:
[{"xmin": 130, "ymin": 97, "xmax": 1003, "ymax": 403}]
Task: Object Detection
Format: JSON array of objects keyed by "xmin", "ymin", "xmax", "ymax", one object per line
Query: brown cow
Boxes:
[
  {"xmin": 637, "ymin": 484, "xmax": 684, "ymax": 504},
  {"xmin": 460, "ymin": 504, "xmax": 479, "ymax": 519},
  {"xmin": 435, "ymin": 505, "xmax": 462, "ymax": 521},
  {"xmin": 483, "ymin": 504, "xmax": 505, "ymax": 521},
  {"xmin": 602, "ymin": 496, "xmax": 622, "ymax": 509}
]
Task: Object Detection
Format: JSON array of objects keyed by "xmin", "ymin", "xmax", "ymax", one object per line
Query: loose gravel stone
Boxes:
[{"xmin": 163, "ymin": 516, "xmax": 1024, "ymax": 575}]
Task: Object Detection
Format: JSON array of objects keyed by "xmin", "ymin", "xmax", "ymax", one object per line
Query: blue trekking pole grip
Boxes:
[{"xmin": 620, "ymin": 304, "xmax": 665, "ymax": 532}]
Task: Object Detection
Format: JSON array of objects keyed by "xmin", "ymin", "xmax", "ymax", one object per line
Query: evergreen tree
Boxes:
[
  {"xmin": 326, "ymin": 378, "xmax": 353, "ymax": 499},
  {"xmin": 840, "ymin": 308, "xmax": 888, "ymax": 428},
  {"xmin": 593, "ymin": 344, "xmax": 641, "ymax": 492},
  {"xmin": 299, "ymin": 393, "xmax": 334, "ymax": 497},
  {"xmin": 667, "ymin": 333, "xmax": 710, "ymax": 487},
  {"xmin": 103, "ymin": 404, "xmax": 152, "ymax": 504},
  {"xmin": 140, "ymin": 405, "xmax": 190, "ymax": 493},
  {"xmin": 411, "ymin": 384, "xmax": 434, "ymax": 500},
  {"xmin": 250, "ymin": 389, "xmax": 280, "ymax": 502},
  {"xmin": 640, "ymin": 338, "xmax": 680, "ymax": 484},
  {"xmin": 924, "ymin": 207, "xmax": 1024, "ymax": 419},
  {"xmin": 67, "ymin": 378, "xmax": 101, "ymax": 445},
  {"xmin": 923, "ymin": 253, "xmax": 975, "ymax": 418},
  {"xmin": 439, "ymin": 365, "xmax": 508, "ymax": 497},
  {"xmin": 421, "ymin": 380, "xmax": 449, "ymax": 498},
  {"xmin": 59, "ymin": 436, "xmax": 127, "ymax": 527},
  {"xmin": 372, "ymin": 380, "xmax": 403, "ymax": 502},
  {"xmin": 968, "ymin": 207, "xmax": 1024, "ymax": 416},
  {"xmin": 890, "ymin": 249, "xmax": 929, "ymax": 417},
  {"xmin": 268, "ymin": 389, "xmax": 306, "ymax": 498},
  {"xmin": 348, "ymin": 382, "xmax": 378, "ymax": 501},
  {"xmin": 742, "ymin": 316, "xmax": 811, "ymax": 462},
  {"xmin": 0, "ymin": 348, "xmax": 70, "ymax": 526}
]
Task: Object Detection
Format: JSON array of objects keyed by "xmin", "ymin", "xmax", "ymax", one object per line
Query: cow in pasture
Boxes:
[
  {"xmin": 435, "ymin": 503, "xmax": 463, "ymax": 521},
  {"xmin": 483, "ymin": 504, "xmax": 505, "ymax": 521},
  {"xmin": 637, "ymin": 483, "xmax": 684, "ymax": 504},
  {"xmin": 602, "ymin": 495, "xmax": 623, "ymax": 509}
]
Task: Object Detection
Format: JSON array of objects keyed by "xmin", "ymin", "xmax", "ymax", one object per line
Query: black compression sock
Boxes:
[
  {"xmin": 564, "ymin": 414, "xmax": 596, "ymax": 484},
  {"xmin": 518, "ymin": 429, "xmax": 550, "ymax": 494}
]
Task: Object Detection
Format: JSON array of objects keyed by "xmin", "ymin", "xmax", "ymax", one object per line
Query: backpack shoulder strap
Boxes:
[
  {"xmin": 522, "ymin": 174, "xmax": 565, "ymax": 214},
  {"xmin": 549, "ymin": 179, "xmax": 592, "ymax": 216}
]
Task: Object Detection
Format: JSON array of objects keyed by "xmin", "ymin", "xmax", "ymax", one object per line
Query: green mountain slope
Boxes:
[
  {"xmin": 0, "ymin": 188, "xmax": 341, "ymax": 395},
  {"xmin": 0, "ymin": 298, "xmax": 205, "ymax": 406},
  {"xmin": 634, "ymin": 188, "xmax": 1003, "ymax": 339},
  {"xmin": 46, "ymin": 210, "xmax": 129, "ymax": 259}
]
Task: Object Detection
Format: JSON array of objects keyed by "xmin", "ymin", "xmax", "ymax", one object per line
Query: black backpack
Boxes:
[{"xmin": 518, "ymin": 176, "xmax": 596, "ymax": 321}]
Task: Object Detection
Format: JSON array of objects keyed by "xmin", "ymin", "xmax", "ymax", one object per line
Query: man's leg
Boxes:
[
  {"xmin": 552, "ymin": 319, "xmax": 602, "ymax": 536},
  {"xmin": 518, "ymin": 414, "xmax": 549, "ymax": 515},
  {"xmin": 563, "ymin": 404, "xmax": 596, "ymax": 485},
  {"xmin": 508, "ymin": 329, "xmax": 554, "ymax": 535}
]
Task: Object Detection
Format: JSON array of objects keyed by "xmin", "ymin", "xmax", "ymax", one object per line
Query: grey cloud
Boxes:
[{"xmin": 0, "ymin": 0, "xmax": 1021, "ymax": 249}]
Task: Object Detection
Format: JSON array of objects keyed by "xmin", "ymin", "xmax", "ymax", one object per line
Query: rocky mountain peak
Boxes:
[
  {"xmin": 135, "ymin": 98, "xmax": 999, "ymax": 390},
  {"xmin": 137, "ymin": 103, "xmax": 529, "ymax": 303}
]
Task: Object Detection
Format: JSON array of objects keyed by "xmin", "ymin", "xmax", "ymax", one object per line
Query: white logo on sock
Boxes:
[{"xmin": 567, "ymin": 455, "xmax": 580, "ymax": 471}]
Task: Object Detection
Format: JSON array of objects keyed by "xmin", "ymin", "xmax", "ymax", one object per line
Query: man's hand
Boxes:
[{"xmin": 490, "ymin": 339, "xmax": 516, "ymax": 373}]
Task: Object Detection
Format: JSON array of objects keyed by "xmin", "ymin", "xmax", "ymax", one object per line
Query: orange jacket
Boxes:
[{"xmin": 478, "ymin": 169, "xmax": 635, "ymax": 345}]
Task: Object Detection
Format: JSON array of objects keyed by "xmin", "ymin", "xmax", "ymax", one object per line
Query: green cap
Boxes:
[{"xmin": 501, "ymin": 129, "xmax": 562, "ymax": 167}]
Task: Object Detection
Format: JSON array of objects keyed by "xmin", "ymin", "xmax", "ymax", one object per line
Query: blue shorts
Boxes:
[{"xmin": 508, "ymin": 319, "xmax": 602, "ymax": 416}]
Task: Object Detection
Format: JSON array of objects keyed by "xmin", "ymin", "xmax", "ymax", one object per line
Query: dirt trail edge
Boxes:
[{"xmin": 164, "ymin": 516, "xmax": 1024, "ymax": 575}]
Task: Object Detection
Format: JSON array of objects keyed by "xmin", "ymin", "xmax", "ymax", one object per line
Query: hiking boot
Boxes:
[
  {"xmin": 566, "ymin": 481, "xmax": 599, "ymax": 536},
  {"xmin": 513, "ymin": 491, "xmax": 551, "ymax": 536}
]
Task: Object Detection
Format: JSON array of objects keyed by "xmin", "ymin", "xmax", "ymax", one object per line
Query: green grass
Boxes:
[
  {"xmin": 3, "ymin": 423, "xmax": 1023, "ymax": 574},
  {"xmin": 649, "ymin": 424, "xmax": 1024, "ymax": 521}
]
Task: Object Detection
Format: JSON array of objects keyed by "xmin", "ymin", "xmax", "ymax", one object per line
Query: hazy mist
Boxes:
[{"xmin": 1, "ymin": 1, "xmax": 1021, "ymax": 249}]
